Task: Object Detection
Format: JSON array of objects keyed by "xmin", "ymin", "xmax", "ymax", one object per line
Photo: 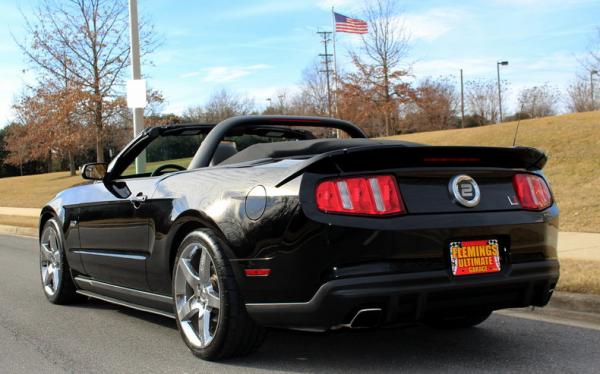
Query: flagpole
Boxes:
[{"xmin": 331, "ymin": 6, "xmax": 340, "ymax": 137}]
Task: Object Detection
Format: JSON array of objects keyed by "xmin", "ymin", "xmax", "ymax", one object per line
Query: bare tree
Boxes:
[
  {"xmin": 16, "ymin": 0, "xmax": 158, "ymax": 162},
  {"xmin": 580, "ymin": 27, "xmax": 600, "ymax": 73},
  {"xmin": 263, "ymin": 90, "xmax": 294, "ymax": 115},
  {"xmin": 204, "ymin": 89, "xmax": 255, "ymax": 122},
  {"xmin": 566, "ymin": 76, "xmax": 597, "ymax": 112},
  {"xmin": 184, "ymin": 89, "xmax": 255, "ymax": 123},
  {"xmin": 351, "ymin": 0, "xmax": 410, "ymax": 135},
  {"xmin": 182, "ymin": 105, "xmax": 205, "ymax": 123},
  {"xmin": 465, "ymin": 79, "xmax": 506, "ymax": 125},
  {"xmin": 517, "ymin": 83, "xmax": 560, "ymax": 118},
  {"xmin": 292, "ymin": 61, "xmax": 329, "ymax": 116}
]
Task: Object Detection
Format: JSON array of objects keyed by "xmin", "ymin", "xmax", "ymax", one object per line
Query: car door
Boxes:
[
  {"xmin": 75, "ymin": 127, "xmax": 206, "ymax": 291},
  {"xmin": 76, "ymin": 176, "xmax": 158, "ymax": 290}
]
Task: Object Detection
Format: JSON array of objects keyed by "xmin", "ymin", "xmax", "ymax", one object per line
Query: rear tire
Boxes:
[
  {"xmin": 424, "ymin": 310, "xmax": 492, "ymax": 329},
  {"xmin": 172, "ymin": 229, "xmax": 266, "ymax": 361},
  {"xmin": 39, "ymin": 218, "xmax": 81, "ymax": 304}
]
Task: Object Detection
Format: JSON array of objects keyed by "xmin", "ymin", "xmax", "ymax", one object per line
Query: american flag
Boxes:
[{"xmin": 334, "ymin": 12, "xmax": 368, "ymax": 34}]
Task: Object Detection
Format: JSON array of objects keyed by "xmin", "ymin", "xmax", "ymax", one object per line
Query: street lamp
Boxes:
[
  {"xmin": 497, "ymin": 61, "xmax": 509, "ymax": 123},
  {"xmin": 590, "ymin": 69, "xmax": 598, "ymax": 109}
]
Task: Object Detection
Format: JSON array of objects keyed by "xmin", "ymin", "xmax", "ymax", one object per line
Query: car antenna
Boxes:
[{"xmin": 512, "ymin": 103, "xmax": 525, "ymax": 147}]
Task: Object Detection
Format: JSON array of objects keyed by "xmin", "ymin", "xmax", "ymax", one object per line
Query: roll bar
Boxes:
[{"xmin": 187, "ymin": 115, "xmax": 367, "ymax": 169}]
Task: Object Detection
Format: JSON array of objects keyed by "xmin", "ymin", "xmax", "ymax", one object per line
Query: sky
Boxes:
[{"xmin": 1, "ymin": 0, "xmax": 599, "ymax": 126}]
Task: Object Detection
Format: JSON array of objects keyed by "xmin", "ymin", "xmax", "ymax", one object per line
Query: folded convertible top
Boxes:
[{"xmin": 220, "ymin": 138, "xmax": 422, "ymax": 165}]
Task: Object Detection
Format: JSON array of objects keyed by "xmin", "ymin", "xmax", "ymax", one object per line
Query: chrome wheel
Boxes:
[
  {"xmin": 174, "ymin": 243, "xmax": 221, "ymax": 349},
  {"xmin": 40, "ymin": 223, "xmax": 62, "ymax": 297}
]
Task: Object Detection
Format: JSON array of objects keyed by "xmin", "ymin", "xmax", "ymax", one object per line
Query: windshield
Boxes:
[{"xmin": 118, "ymin": 125, "xmax": 320, "ymax": 178}]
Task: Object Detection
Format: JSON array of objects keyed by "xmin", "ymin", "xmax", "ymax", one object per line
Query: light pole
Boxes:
[
  {"xmin": 497, "ymin": 61, "xmax": 509, "ymax": 123},
  {"xmin": 460, "ymin": 68, "xmax": 465, "ymax": 128},
  {"xmin": 591, "ymin": 69, "xmax": 598, "ymax": 109},
  {"xmin": 128, "ymin": 0, "xmax": 145, "ymax": 173}
]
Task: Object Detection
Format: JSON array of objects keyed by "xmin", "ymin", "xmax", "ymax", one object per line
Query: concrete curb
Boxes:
[
  {"xmin": 549, "ymin": 291, "xmax": 600, "ymax": 314},
  {"xmin": 0, "ymin": 224, "xmax": 37, "ymax": 238}
]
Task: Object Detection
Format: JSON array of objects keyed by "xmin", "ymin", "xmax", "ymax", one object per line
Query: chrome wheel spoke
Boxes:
[
  {"xmin": 49, "ymin": 231, "xmax": 58, "ymax": 252},
  {"xmin": 40, "ymin": 243, "xmax": 53, "ymax": 260},
  {"xmin": 51, "ymin": 266, "xmax": 59, "ymax": 289},
  {"xmin": 199, "ymin": 309, "xmax": 212, "ymax": 345},
  {"xmin": 206, "ymin": 288, "xmax": 220, "ymax": 310},
  {"xmin": 198, "ymin": 249, "xmax": 211, "ymax": 287},
  {"xmin": 179, "ymin": 259, "xmax": 200, "ymax": 288},
  {"xmin": 177, "ymin": 296, "xmax": 199, "ymax": 321},
  {"xmin": 42, "ymin": 265, "xmax": 51, "ymax": 284}
]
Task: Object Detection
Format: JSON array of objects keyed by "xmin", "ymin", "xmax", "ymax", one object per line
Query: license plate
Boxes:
[{"xmin": 449, "ymin": 239, "xmax": 501, "ymax": 276}]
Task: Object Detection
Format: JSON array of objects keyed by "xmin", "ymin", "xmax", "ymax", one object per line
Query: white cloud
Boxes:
[
  {"xmin": 316, "ymin": 0, "xmax": 362, "ymax": 12},
  {"xmin": 216, "ymin": 1, "xmax": 308, "ymax": 19},
  {"xmin": 179, "ymin": 64, "xmax": 272, "ymax": 83},
  {"xmin": 491, "ymin": 0, "xmax": 598, "ymax": 7},
  {"xmin": 412, "ymin": 58, "xmax": 491, "ymax": 80},
  {"xmin": 403, "ymin": 8, "xmax": 467, "ymax": 42}
]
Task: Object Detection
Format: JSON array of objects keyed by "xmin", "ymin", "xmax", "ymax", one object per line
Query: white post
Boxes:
[{"xmin": 128, "ymin": 0, "xmax": 145, "ymax": 174}]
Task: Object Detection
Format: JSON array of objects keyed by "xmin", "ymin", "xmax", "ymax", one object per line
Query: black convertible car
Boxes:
[{"xmin": 38, "ymin": 115, "xmax": 559, "ymax": 360}]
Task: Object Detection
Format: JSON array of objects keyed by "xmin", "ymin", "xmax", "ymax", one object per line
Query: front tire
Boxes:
[
  {"xmin": 39, "ymin": 218, "xmax": 80, "ymax": 304},
  {"xmin": 424, "ymin": 310, "xmax": 492, "ymax": 329},
  {"xmin": 172, "ymin": 229, "xmax": 266, "ymax": 361}
]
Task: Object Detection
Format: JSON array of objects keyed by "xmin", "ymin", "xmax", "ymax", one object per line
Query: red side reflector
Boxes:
[
  {"xmin": 244, "ymin": 269, "xmax": 271, "ymax": 277},
  {"xmin": 513, "ymin": 174, "xmax": 552, "ymax": 210},
  {"xmin": 315, "ymin": 175, "xmax": 405, "ymax": 216}
]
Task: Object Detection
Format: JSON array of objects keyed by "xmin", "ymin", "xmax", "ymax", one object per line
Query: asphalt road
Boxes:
[{"xmin": 2, "ymin": 235, "xmax": 600, "ymax": 374}]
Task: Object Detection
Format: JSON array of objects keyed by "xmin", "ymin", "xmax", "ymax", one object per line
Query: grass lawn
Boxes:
[
  {"xmin": 556, "ymin": 259, "xmax": 600, "ymax": 295},
  {"xmin": 0, "ymin": 171, "xmax": 83, "ymax": 208},
  {"xmin": 0, "ymin": 157, "xmax": 192, "ymax": 208},
  {"xmin": 387, "ymin": 111, "xmax": 600, "ymax": 233}
]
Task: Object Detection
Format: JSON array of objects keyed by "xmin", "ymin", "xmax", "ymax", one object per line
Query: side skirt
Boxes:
[{"xmin": 74, "ymin": 276, "xmax": 175, "ymax": 319}]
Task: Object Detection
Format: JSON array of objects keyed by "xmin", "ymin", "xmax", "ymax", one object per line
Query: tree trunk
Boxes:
[
  {"xmin": 47, "ymin": 151, "xmax": 53, "ymax": 173},
  {"xmin": 95, "ymin": 97, "xmax": 104, "ymax": 163},
  {"xmin": 68, "ymin": 150, "xmax": 76, "ymax": 176},
  {"xmin": 383, "ymin": 65, "xmax": 391, "ymax": 136}
]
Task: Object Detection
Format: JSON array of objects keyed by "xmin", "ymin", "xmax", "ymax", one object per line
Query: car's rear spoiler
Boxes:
[{"xmin": 275, "ymin": 145, "xmax": 547, "ymax": 187}]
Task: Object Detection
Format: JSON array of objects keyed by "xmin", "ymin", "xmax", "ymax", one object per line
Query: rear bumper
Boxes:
[{"xmin": 246, "ymin": 259, "xmax": 559, "ymax": 330}]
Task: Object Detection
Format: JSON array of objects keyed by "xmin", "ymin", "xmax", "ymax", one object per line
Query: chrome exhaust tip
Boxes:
[{"xmin": 331, "ymin": 308, "xmax": 383, "ymax": 330}]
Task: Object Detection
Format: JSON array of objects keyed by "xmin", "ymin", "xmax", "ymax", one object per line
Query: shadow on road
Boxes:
[
  {"xmin": 66, "ymin": 298, "xmax": 594, "ymax": 372},
  {"xmin": 227, "ymin": 323, "xmax": 516, "ymax": 372},
  {"xmin": 67, "ymin": 298, "xmax": 178, "ymax": 330}
]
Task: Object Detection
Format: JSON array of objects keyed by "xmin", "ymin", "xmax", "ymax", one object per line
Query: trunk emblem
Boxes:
[{"xmin": 449, "ymin": 175, "xmax": 481, "ymax": 208}]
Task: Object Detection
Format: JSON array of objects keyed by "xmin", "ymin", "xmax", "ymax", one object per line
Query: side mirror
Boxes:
[{"xmin": 81, "ymin": 163, "xmax": 108, "ymax": 180}]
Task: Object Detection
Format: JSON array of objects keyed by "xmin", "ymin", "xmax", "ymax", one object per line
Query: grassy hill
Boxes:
[
  {"xmin": 387, "ymin": 111, "xmax": 600, "ymax": 232},
  {"xmin": 0, "ymin": 112, "xmax": 598, "ymax": 232}
]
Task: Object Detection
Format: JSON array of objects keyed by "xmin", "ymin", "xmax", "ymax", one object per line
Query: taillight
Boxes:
[
  {"xmin": 315, "ymin": 175, "xmax": 405, "ymax": 216},
  {"xmin": 513, "ymin": 174, "xmax": 553, "ymax": 210}
]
